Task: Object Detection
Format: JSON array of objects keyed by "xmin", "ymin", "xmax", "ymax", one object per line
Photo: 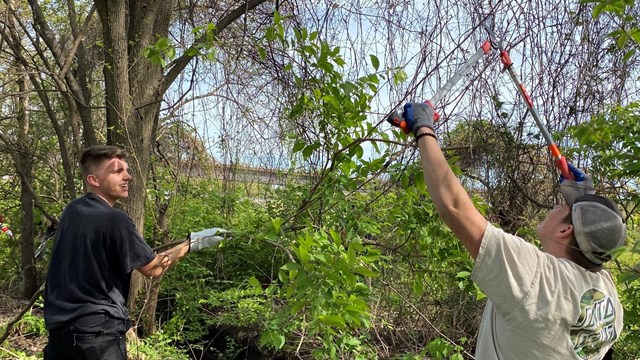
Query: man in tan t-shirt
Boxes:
[{"xmin": 392, "ymin": 102, "xmax": 625, "ymax": 359}]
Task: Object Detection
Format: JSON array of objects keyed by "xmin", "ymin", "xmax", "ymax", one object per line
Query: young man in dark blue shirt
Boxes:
[{"xmin": 44, "ymin": 145, "xmax": 225, "ymax": 360}]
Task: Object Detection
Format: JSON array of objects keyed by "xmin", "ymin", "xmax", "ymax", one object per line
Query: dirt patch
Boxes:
[{"xmin": 0, "ymin": 294, "xmax": 47, "ymax": 358}]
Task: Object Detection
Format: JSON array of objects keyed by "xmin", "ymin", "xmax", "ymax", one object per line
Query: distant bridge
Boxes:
[{"xmin": 210, "ymin": 163, "xmax": 311, "ymax": 187}]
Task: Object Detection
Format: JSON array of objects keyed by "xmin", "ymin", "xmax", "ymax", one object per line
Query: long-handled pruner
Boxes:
[
  {"xmin": 387, "ymin": 39, "xmax": 493, "ymax": 133},
  {"xmin": 482, "ymin": 24, "xmax": 574, "ymax": 180}
]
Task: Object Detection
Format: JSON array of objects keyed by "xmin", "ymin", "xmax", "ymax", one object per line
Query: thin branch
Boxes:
[
  {"xmin": 0, "ymin": 283, "xmax": 44, "ymax": 346},
  {"xmin": 163, "ymin": 0, "xmax": 270, "ymax": 90}
]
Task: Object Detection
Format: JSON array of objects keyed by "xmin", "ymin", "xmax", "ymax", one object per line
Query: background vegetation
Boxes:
[{"xmin": 0, "ymin": 0, "xmax": 638, "ymax": 359}]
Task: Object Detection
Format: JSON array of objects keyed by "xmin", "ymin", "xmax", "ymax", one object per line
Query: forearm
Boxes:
[
  {"xmin": 416, "ymin": 128, "xmax": 487, "ymax": 258},
  {"xmin": 160, "ymin": 240, "xmax": 190, "ymax": 267},
  {"xmin": 138, "ymin": 240, "xmax": 190, "ymax": 278}
]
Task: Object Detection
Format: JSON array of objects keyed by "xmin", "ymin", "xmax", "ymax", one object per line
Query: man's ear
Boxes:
[
  {"xmin": 558, "ymin": 224, "xmax": 574, "ymax": 239},
  {"xmin": 86, "ymin": 174, "xmax": 99, "ymax": 187}
]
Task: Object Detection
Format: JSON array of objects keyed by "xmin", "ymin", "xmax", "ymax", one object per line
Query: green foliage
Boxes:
[
  {"xmin": 581, "ymin": 0, "xmax": 639, "ymax": 61},
  {"xmin": 244, "ymin": 13, "xmax": 487, "ymax": 358},
  {"xmin": 127, "ymin": 330, "xmax": 189, "ymax": 360},
  {"xmin": 568, "ymin": 102, "xmax": 640, "ymax": 186},
  {"xmin": 424, "ymin": 337, "xmax": 467, "ymax": 360},
  {"xmin": 144, "ymin": 177, "xmax": 228, "ymax": 240},
  {"xmin": 15, "ymin": 310, "xmax": 46, "ymax": 338},
  {"xmin": 187, "ymin": 23, "xmax": 218, "ymax": 61},
  {"xmin": 260, "ymin": 230, "xmax": 378, "ymax": 352},
  {"xmin": 199, "ymin": 288, "xmax": 271, "ymax": 328},
  {"xmin": 0, "ymin": 347, "xmax": 39, "ymax": 360},
  {"xmin": 142, "ymin": 22, "xmax": 218, "ymax": 66},
  {"xmin": 142, "ymin": 37, "xmax": 176, "ymax": 66},
  {"xmin": 254, "ymin": 14, "xmax": 401, "ymax": 358}
]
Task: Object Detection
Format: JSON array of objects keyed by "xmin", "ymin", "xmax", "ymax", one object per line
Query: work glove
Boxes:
[
  {"xmin": 403, "ymin": 102, "xmax": 436, "ymax": 136},
  {"xmin": 188, "ymin": 227, "xmax": 229, "ymax": 252},
  {"xmin": 559, "ymin": 163, "xmax": 595, "ymax": 206}
]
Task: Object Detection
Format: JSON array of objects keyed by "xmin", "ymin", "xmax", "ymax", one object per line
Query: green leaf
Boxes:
[
  {"xmin": 248, "ymin": 276, "xmax": 261, "ymax": 287},
  {"xmin": 185, "ymin": 47, "xmax": 198, "ymax": 57},
  {"xmin": 352, "ymin": 145, "xmax": 364, "ymax": 159},
  {"xmin": 302, "ymin": 143, "xmax": 320, "ymax": 159},
  {"xmin": 617, "ymin": 32, "xmax": 628, "ymax": 49},
  {"xmin": 278, "ymin": 270, "xmax": 288, "ymax": 283},
  {"xmin": 360, "ymin": 252, "xmax": 380, "ymax": 263},
  {"xmin": 157, "ymin": 37, "xmax": 169, "ymax": 48},
  {"xmin": 630, "ymin": 28, "xmax": 640, "ymax": 43},
  {"xmin": 347, "ymin": 243, "xmax": 356, "ymax": 266},
  {"xmin": 321, "ymin": 94, "xmax": 339, "ymax": 107},
  {"xmin": 330, "ymin": 228, "xmax": 341, "ymax": 246},
  {"xmin": 290, "ymin": 301, "xmax": 306, "ymax": 315},
  {"xmin": 370, "ymin": 55, "xmax": 380, "ymax": 70},
  {"xmin": 592, "ymin": 3, "xmax": 604, "ymax": 18},
  {"xmin": 344, "ymin": 337, "xmax": 361, "ymax": 346},
  {"xmin": 317, "ymin": 314, "xmax": 346, "ymax": 328},
  {"xmin": 619, "ymin": 271, "xmax": 640, "ymax": 283},
  {"xmin": 298, "ymin": 245, "xmax": 309, "ymax": 265},
  {"xmin": 412, "ymin": 277, "xmax": 425, "ymax": 296},
  {"xmin": 353, "ymin": 266, "xmax": 378, "ymax": 277},
  {"xmin": 272, "ymin": 217, "xmax": 283, "ymax": 232},
  {"xmin": 292, "ymin": 140, "xmax": 306, "ymax": 153},
  {"xmin": 260, "ymin": 331, "xmax": 286, "ymax": 349},
  {"xmin": 341, "ymin": 82, "xmax": 356, "ymax": 94},
  {"xmin": 393, "ymin": 69, "xmax": 408, "ymax": 84},
  {"xmin": 249, "ymin": 276, "xmax": 263, "ymax": 294},
  {"xmin": 281, "ymin": 262, "xmax": 302, "ymax": 271},
  {"xmin": 258, "ymin": 46, "xmax": 267, "ymax": 60}
]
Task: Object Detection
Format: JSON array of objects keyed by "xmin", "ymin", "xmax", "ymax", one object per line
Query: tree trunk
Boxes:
[
  {"xmin": 141, "ymin": 196, "xmax": 170, "ymax": 335},
  {"xmin": 16, "ymin": 63, "xmax": 37, "ymax": 298},
  {"xmin": 94, "ymin": 0, "xmax": 175, "ymax": 332},
  {"xmin": 94, "ymin": 0, "xmax": 271, "ymax": 335}
]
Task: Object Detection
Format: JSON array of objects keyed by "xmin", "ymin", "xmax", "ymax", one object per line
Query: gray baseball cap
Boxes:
[{"xmin": 572, "ymin": 194, "xmax": 626, "ymax": 265}]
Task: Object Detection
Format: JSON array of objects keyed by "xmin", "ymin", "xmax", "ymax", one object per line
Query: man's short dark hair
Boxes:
[{"xmin": 80, "ymin": 145, "xmax": 128, "ymax": 177}]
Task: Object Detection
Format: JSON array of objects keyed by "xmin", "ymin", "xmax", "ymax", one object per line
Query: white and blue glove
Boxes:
[
  {"xmin": 559, "ymin": 163, "xmax": 595, "ymax": 206},
  {"xmin": 188, "ymin": 227, "xmax": 229, "ymax": 252}
]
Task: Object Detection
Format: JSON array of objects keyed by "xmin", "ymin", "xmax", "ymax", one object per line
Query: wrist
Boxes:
[
  {"xmin": 411, "ymin": 122, "xmax": 435, "ymax": 136},
  {"xmin": 415, "ymin": 127, "xmax": 435, "ymax": 136},
  {"xmin": 415, "ymin": 127, "xmax": 436, "ymax": 140}
]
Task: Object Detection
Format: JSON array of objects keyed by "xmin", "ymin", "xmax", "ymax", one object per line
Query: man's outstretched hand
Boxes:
[
  {"xmin": 559, "ymin": 163, "xmax": 595, "ymax": 206},
  {"xmin": 403, "ymin": 102, "xmax": 436, "ymax": 135},
  {"xmin": 188, "ymin": 228, "xmax": 229, "ymax": 252}
]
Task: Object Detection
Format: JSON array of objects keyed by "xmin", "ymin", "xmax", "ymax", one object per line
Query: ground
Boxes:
[{"xmin": 0, "ymin": 295, "xmax": 46, "ymax": 359}]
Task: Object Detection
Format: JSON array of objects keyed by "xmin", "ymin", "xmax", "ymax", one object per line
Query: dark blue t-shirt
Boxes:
[{"xmin": 44, "ymin": 193, "xmax": 156, "ymax": 329}]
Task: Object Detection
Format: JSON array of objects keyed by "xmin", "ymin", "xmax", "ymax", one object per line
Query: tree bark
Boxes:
[
  {"xmin": 94, "ymin": 0, "xmax": 175, "ymax": 331},
  {"xmin": 16, "ymin": 63, "xmax": 38, "ymax": 298},
  {"xmin": 3, "ymin": 0, "xmax": 38, "ymax": 299},
  {"xmin": 94, "ymin": 0, "xmax": 271, "ymax": 335}
]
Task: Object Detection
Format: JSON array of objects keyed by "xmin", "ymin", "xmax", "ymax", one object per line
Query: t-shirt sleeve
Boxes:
[
  {"xmin": 471, "ymin": 223, "xmax": 542, "ymax": 316},
  {"xmin": 110, "ymin": 211, "xmax": 156, "ymax": 274}
]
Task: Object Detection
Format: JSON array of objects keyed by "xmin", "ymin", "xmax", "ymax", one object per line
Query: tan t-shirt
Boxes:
[{"xmin": 471, "ymin": 223, "xmax": 623, "ymax": 360}]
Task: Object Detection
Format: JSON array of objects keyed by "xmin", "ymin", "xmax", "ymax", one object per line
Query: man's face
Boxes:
[
  {"xmin": 89, "ymin": 158, "xmax": 131, "ymax": 206},
  {"xmin": 537, "ymin": 204, "xmax": 571, "ymax": 246}
]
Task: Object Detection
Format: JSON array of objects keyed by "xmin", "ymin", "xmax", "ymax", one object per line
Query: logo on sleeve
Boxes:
[{"xmin": 570, "ymin": 288, "xmax": 618, "ymax": 359}]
